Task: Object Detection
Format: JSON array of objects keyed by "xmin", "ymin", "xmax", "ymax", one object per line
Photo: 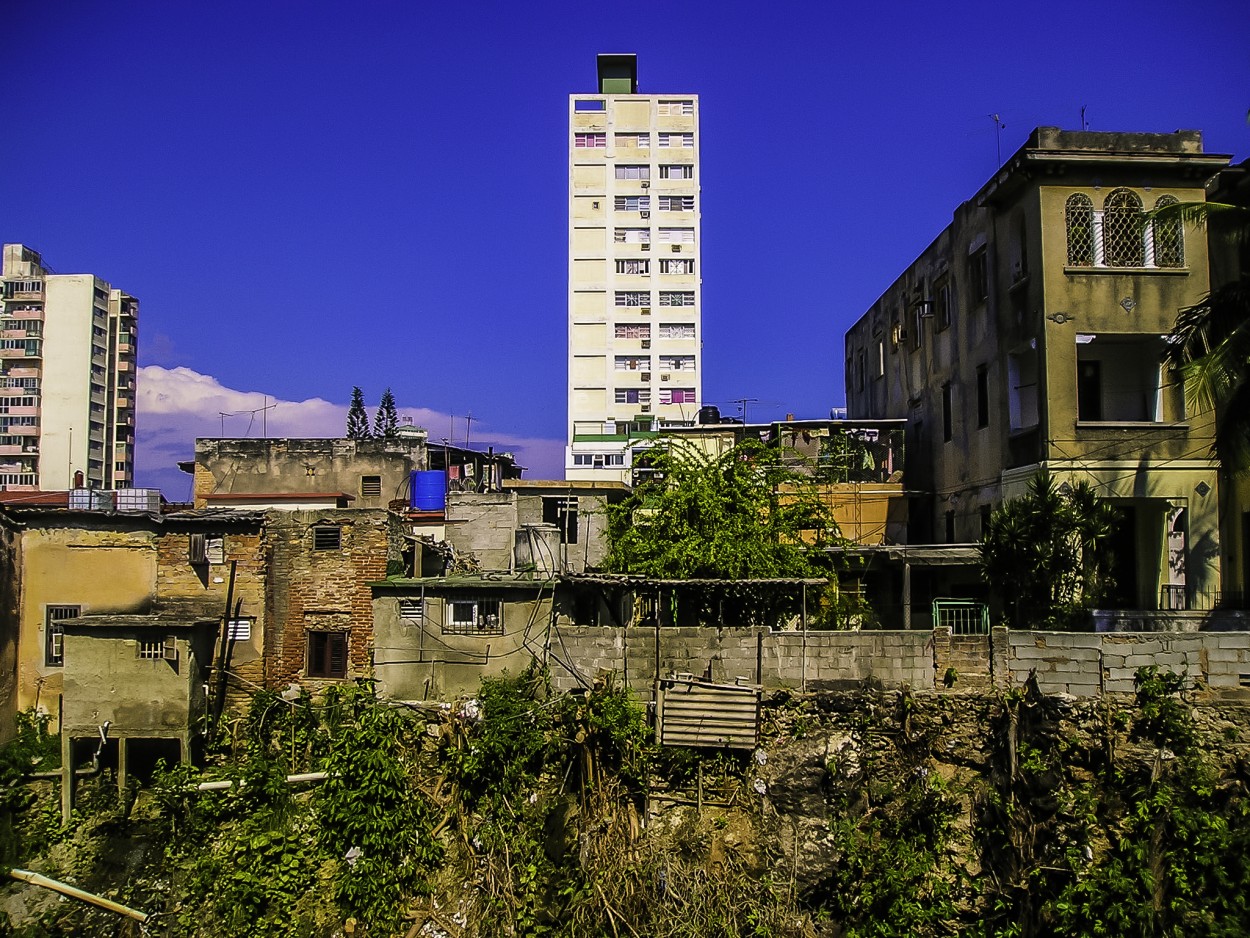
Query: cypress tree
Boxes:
[
  {"xmin": 374, "ymin": 387, "xmax": 399, "ymax": 440},
  {"xmin": 347, "ymin": 387, "xmax": 371, "ymax": 440}
]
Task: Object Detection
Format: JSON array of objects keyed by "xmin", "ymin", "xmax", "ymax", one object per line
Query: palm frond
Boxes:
[
  {"xmin": 1213, "ymin": 378, "xmax": 1250, "ymax": 474},
  {"xmin": 1146, "ymin": 200, "xmax": 1250, "ymax": 249}
]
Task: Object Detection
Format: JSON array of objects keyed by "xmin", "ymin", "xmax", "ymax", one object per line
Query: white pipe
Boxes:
[
  {"xmin": 8, "ymin": 869, "xmax": 148, "ymax": 922},
  {"xmin": 195, "ymin": 771, "xmax": 329, "ymax": 792}
]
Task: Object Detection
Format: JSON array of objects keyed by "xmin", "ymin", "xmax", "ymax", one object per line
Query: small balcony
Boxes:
[{"xmin": 0, "ymin": 405, "xmax": 40, "ymax": 418}]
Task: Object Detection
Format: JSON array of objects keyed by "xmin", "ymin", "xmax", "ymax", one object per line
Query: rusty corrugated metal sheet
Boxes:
[{"xmin": 657, "ymin": 677, "xmax": 760, "ymax": 750}]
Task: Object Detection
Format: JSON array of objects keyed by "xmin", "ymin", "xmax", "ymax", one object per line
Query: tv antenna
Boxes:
[{"xmin": 989, "ymin": 114, "xmax": 1006, "ymax": 164}]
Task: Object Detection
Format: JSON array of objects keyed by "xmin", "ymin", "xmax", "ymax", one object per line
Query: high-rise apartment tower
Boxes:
[
  {"xmin": 0, "ymin": 244, "xmax": 138, "ymax": 491},
  {"xmin": 567, "ymin": 54, "xmax": 702, "ymax": 481}
]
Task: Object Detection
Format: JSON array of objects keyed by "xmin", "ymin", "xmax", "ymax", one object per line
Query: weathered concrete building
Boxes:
[
  {"xmin": 191, "ymin": 436, "xmax": 430, "ymax": 510},
  {"xmin": 0, "ymin": 505, "xmax": 267, "ymax": 724},
  {"xmin": 845, "ymin": 127, "xmax": 1231, "ymax": 615}
]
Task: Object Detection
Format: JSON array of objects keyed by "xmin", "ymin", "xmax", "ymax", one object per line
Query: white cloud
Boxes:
[{"xmin": 133, "ymin": 365, "xmax": 566, "ymax": 497}]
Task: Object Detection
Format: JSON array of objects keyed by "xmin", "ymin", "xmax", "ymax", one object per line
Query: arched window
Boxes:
[
  {"xmin": 1065, "ymin": 194, "xmax": 1094, "ymax": 266},
  {"xmin": 1152, "ymin": 195, "xmax": 1185, "ymax": 268},
  {"xmin": 1102, "ymin": 188, "xmax": 1145, "ymax": 267}
]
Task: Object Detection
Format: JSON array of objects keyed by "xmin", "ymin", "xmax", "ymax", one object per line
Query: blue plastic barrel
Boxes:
[{"xmin": 411, "ymin": 470, "xmax": 447, "ymax": 511}]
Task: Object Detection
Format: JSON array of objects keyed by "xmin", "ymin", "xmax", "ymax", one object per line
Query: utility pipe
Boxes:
[
  {"xmin": 7, "ymin": 869, "xmax": 148, "ymax": 923},
  {"xmin": 195, "ymin": 771, "xmax": 329, "ymax": 792}
]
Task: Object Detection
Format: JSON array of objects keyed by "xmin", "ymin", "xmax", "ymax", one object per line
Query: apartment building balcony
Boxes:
[
  {"xmin": 1, "ymin": 405, "xmax": 40, "ymax": 418},
  {"xmin": 0, "ymin": 385, "xmax": 37, "ymax": 397},
  {"xmin": 7, "ymin": 289, "xmax": 44, "ymax": 301},
  {"xmin": 0, "ymin": 327, "xmax": 41, "ymax": 340},
  {"xmin": 0, "ymin": 442, "xmax": 38, "ymax": 456},
  {"xmin": 3, "ymin": 425, "xmax": 38, "ymax": 437},
  {"xmin": 572, "ymin": 419, "xmax": 659, "ymax": 443},
  {"xmin": 115, "ymin": 393, "xmax": 132, "ymax": 409},
  {"xmin": 0, "ymin": 343, "xmax": 41, "ymax": 360}
]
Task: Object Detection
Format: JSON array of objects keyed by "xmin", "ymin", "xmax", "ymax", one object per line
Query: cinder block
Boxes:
[
  {"xmin": 1217, "ymin": 635, "xmax": 1250, "ymax": 649},
  {"xmin": 1206, "ymin": 673, "xmax": 1244, "ymax": 688}
]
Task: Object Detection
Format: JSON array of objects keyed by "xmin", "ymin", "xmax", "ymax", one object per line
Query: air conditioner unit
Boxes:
[
  {"xmin": 641, "ymin": 404, "xmax": 652, "ymax": 412},
  {"xmin": 641, "ymin": 372, "xmax": 651, "ymax": 381},
  {"xmin": 641, "ymin": 181, "xmax": 650, "ymax": 188},
  {"xmin": 640, "ymin": 307, "xmax": 651, "ymax": 315},
  {"xmin": 661, "ymin": 374, "xmax": 671, "ymax": 382},
  {"xmin": 640, "ymin": 211, "xmax": 650, "ymax": 219},
  {"xmin": 671, "ymin": 245, "xmax": 682, "ymax": 253},
  {"xmin": 641, "ymin": 339, "xmax": 651, "ymax": 348}
]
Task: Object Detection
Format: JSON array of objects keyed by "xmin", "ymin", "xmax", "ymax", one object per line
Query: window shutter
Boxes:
[
  {"xmin": 329, "ymin": 633, "xmax": 348, "ymax": 678},
  {"xmin": 189, "ymin": 533, "xmax": 207, "ymax": 565},
  {"xmin": 162, "ymin": 636, "xmax": 178, "ymax": 661}
]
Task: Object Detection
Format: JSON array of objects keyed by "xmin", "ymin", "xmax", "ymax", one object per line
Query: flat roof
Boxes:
[{"xmin": 204, "ymin": 492, "xmax": 355, "ymax": 502}]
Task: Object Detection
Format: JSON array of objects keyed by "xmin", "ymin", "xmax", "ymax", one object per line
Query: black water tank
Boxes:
[{"xmin": 697, "ymin": 405, "xmax": 721, "ymax": 425}]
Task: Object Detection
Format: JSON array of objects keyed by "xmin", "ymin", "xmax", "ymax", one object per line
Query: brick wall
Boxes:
[
  {"xmin": 154, "ymin": 524, "xmax": 267, "ymax": 688},
  {"xmin": 265, "ymin": 509, "xmax": 389, "ymax": 687}
]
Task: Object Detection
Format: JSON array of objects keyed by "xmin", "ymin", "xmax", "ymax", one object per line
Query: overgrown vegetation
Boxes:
[
  {"xmin": 980, "ymin": 470, "xmax": 1120, "ymax": 628},
  {"xmin": 2, "ymin": 668, "xmax": 1249, "ymax": 936},
  {"xmin": 604, "ymin": 437, "xmax": 844, "ymax": 627}
]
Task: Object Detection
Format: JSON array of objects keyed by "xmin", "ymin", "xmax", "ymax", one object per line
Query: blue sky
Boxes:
[{"xmin": 4, "ymin": 0, "xmax": 1248, "ymax": 495}]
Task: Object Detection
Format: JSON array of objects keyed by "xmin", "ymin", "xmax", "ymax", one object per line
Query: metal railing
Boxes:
[{"xmin": 932, "ymin": 599, "xmax": 989, "ymax": 635}]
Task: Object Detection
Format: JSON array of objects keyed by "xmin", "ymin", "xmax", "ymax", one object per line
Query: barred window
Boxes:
[
  {"xmin": 614, "ymin": 291, "xmax": 650, "ymax": 307},
  {"xmin": 658, "ymin": 292, "xmax": 695, "ymax": 307},
  {"xmin": 1102, "ymin": 188, "xmax": 1145, "ymax": 267},
  {"xmin": 1152, "ymin": 195, "xmax": 1185, "ymax": 268},
  {"xmin": 1065, "ymin": 194, "xmax": 1094, "ymax": 266}
]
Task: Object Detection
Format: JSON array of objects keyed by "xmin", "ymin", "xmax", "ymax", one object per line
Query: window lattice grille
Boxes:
[
  {"xmin": 1065, "ymin": 194, "xmax": 1094, "ymax": 266},
  {"xmin": 1153, "ymin": 195, "xmax": 1185, "ymax": 268},
  {"xmin": 1102, "ymin": 189, "xmax": 1145, "ymax": 267}
]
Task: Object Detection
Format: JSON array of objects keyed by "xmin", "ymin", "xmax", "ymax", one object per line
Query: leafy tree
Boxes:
[
  {"xmin": 373, "ymin": 386, "xmax": 399, "ymax": 440},
  {"xmin": 1156, "ymin": 200, "xmax": 1250, "ymax": 472},
  {"xmin": 346, "ymin": 386, "xmax": 371, "ymax": 440},
  {"xmin": 604, "ymin": 438, "xmax": 841, "ymax": 627},
  {"xmin": 980, "ymin": 471, "xmax": 1119, "ymax": 629}
]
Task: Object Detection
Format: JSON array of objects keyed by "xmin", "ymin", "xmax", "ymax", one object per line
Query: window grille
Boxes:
[
  {"xmin": 1102, "ymin": 189, "xmax": 1145, "ymax": 267},
  {"xmin": 45, "ymin": 605, "xmax": 80, "ymax": 667},
  {"xmin": 137, "ymin": 637, "xmax": 170, "ymax": 659},
  {"xmin": 1065, "ymin": 194, "xmax": 1095, "ymax": 266},
  {"xmin": 444, "ymin": 600, "xmax": 504, "ymax": 635},
  {"xmin": 1152, "ymin": 195, "xmax": 1185, "ymax": 268}
]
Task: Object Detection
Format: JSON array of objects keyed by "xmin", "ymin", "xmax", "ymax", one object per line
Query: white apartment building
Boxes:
[
  {"xmin": 0, "ymin": 244, "xmax": 138, "ymax": 491},
  {"xmin": 567, "ymin": 54, "xmax": 702, "ymax": 481}
]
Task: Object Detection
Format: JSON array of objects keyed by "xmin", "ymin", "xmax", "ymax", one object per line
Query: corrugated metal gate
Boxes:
[{"xmin": 656, "ymin": 676, "xmax": 761, "ymax": 750}]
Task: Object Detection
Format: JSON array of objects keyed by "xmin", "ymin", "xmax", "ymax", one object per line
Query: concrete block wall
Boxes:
[
  {"xmin": 413, "ymin": 621, "xmax": 1250, "ymax": 703},
  {"xmin": 548, "ymin": 626, "xmax": 934, "ymax": 699},
  {"xmin": 1008, "ymin": 632, "xmax": 1104, "ymax": 696},
  {"xmin": 1202, "ymin": 633, "xmax": 1250, "ymax": 689}
]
